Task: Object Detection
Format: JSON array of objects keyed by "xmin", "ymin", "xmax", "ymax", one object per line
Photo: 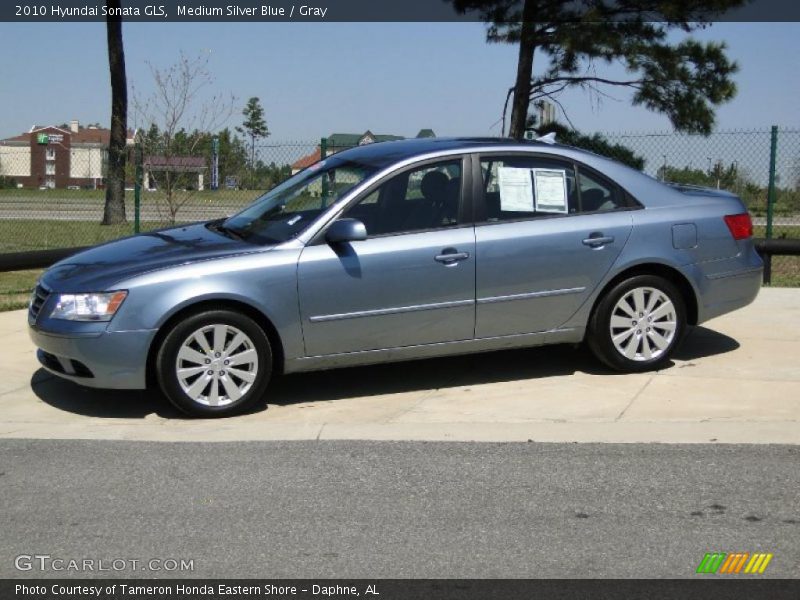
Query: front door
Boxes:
[{"xmin": 298, "ymin": 157, "xmax": 476, "ymax": 356}]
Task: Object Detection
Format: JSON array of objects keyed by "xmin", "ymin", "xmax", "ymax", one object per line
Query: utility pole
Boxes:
[{"xmin": 211, "ymin": 136, "xmax": 219, "ymax": 191}]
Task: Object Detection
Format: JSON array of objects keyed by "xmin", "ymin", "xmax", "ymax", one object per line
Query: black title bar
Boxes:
[
  {"xmin": 5, "ymin": 579, "xmax": 800, "ymax": 600},
  {"xmin": 2, "ymin": 0, "xmax": 800, "ymax": 22}
]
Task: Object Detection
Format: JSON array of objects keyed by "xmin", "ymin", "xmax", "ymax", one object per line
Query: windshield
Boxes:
[{"xmin": 221, "ymin": 158, "xmax": 378, "ymax": 244}]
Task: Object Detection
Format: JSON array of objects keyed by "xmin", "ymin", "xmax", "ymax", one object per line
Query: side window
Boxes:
[
  {"xmin": 578, "ymin": 169, "xmax": 626, "ymax": 212},
  {"xmin": 341, "ymin": 160, "xmax": 462, "ymax": 236},
  {"xmin": 479, "ymin": 156, "xmax": 577, "ymax": 222}
]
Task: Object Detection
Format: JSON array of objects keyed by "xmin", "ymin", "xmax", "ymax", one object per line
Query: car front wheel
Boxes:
[
  {"xmin": 156, "ymin": 310, "xmax": 272, "ymax": 417},
  {"xmin": 588, "ymin": 275, "xmax": 686, "ymax": 372}
]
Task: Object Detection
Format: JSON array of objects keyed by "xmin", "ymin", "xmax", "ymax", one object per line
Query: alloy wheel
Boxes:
[
  {"xmin": 175, "ymin": 324, "xmax": 259, "ymax": 406},
  {"xmin": 609, "ymin": 286, "xmax": 677, "ymax": 362}
]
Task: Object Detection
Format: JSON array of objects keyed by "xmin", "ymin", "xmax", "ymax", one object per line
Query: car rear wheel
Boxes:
[
  {"xmin": 588, "ymin": 275, "xmax": 686, "ymax": 372},
  {"xmin": 156, "ymin": 310, "xmax": 272, "ymax": 417}
]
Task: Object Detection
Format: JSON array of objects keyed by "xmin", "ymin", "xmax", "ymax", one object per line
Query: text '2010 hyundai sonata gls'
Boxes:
[{"xmin": 28, "ymin": 137, "xmax": 762, "ymax": 417}]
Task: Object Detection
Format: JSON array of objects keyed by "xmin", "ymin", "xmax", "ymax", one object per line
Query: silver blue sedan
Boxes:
[{"xmin": 28, "ymin": 138, "xmax": 762, "ymax": 416}]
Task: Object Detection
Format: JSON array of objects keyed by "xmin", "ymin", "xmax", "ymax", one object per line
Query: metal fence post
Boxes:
[
  {"xmin": 134, "ymin": 143, "xmax": 143, "ymax": 234},
  {"xmin": 320, "ymin": 138, "xmax": 328, "ymax": 208},
  {"xmin": 766, "ymin": 126, "xmax": 778, "ymax": 239},
  {"xmin": 764, "ymin": 126, "xmax": 778, "ymax": 284}
]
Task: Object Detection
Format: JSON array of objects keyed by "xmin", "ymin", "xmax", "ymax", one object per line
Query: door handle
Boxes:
[
  {"xmin": 434, "ymin": 249, "xmax": 470, "ymax": 264},
  {"xmin": 582, "ymin": 233, "xmax": 615, "ymax": 248}
]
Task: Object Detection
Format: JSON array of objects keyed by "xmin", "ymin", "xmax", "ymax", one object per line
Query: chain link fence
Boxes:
[
  {"xmin": 0, "ymin": 128, "xmax": 798, "ymax": 294},
  {"xmin": 0, "ymin": 140, "xmax": 318, "ymax": 253}
]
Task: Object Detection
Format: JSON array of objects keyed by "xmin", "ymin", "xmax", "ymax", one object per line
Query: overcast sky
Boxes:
[{"xmin": 0, "ymin": 21, "xmax": 797, "ymax": 140}]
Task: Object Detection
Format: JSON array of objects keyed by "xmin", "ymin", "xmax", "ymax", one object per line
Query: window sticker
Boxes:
[
  {"xmin": 497, "ymin": 167, "xmax": 534, "ymax": 212},
  {"xmin": 533, "ymin": 169, "xmax": 568, "ymax": 214}
]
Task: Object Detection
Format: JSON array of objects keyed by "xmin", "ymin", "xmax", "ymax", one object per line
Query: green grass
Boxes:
[
  {"xmin": 0, "ymin": 188, "xmax": 263, "ymax": 205},
  {"xmin": 751, "ymin": 225, "xmax": 800, "ymax": 286},
  {"xmin": 0, "ymin": 220, "xmax": 142, "ymax": 252},
  {"xmin": 0, "ymin": 269, "xmax": 42, "ymax": 311},
  {"xmin": 0, "ymin": 188, "xmax": 105, "ymax": 199},
  {"xmin": 753, "ymin": 225, "xmax": 800, "ymax": 239},
  {"xmin": 767, "ymin": 257, "xmax": 800, "ymax": 287}
]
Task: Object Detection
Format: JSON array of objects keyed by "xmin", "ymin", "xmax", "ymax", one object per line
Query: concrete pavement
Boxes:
[{"xmin": 1, "ymin": 287, "xmax": 798, "ymax": 444}]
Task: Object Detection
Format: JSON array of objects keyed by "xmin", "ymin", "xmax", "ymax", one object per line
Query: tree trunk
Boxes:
[
  {"xmin": 103, "ymin": 0, "xmax": 128, "ymax": 225},
  {"xmin": 508, "ymin": 0, "xmax": 537, "ymax": 140}
]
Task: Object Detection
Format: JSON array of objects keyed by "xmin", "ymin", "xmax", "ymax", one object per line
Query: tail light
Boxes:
[{"xmin": 724, "ymin": 213, "xmax": 753, "ymax": 240}]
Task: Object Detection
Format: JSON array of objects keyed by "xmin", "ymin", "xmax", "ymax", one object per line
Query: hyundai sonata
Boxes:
[{"xmin": 29, "ymin": 137, "xmax": 762, "ymax": 416}]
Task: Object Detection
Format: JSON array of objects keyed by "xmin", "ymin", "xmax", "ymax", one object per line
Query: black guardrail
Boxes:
[
  {"xmin": 0, "ymin": 246, "xmax": 88, "ymax": 273},
  {"xmin": 755, "ymin": 237, "xmax": 800, "ymax": 285},
  {"xmin": 754, "ymin": 238, "xmax": 800, "ymax": 256}
]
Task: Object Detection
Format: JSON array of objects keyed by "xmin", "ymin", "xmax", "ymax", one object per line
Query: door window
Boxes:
[
  {"xmin": 578, "ymin": 169, "xmax": 626, "ymax": 212},
  {"xmin": 479, "ymin": 156, "xmax": 578, "ymax": 222},
  {"xmin": 342, "ymin": 160, "xmax": 462, "ymax": 236}
]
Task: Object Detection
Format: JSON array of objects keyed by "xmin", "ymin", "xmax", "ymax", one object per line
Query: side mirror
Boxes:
[{"xmin": 325, "ymin": 218, "xmax": 367, "ymax": 244}]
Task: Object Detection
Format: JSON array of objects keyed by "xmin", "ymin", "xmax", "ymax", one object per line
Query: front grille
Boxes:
[
  {"xmin": 39, "ymin": 351, "xmax": 94, "ymax": 379},
  {"xmin": 71, "ymin": 360, "xmax": 94, "ymax": 378},
  {"xmin": 39, "ymin": 350, "xmax": 62, "ymax": 372},
  {"xmin": 29, "ymin": 283, "xmax": 51, "ymax": 321}
]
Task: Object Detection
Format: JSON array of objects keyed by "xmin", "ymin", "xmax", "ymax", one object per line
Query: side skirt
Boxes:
[{"xmin": 285, "ymin": 328, "xmax": 584, "ymax": 374}]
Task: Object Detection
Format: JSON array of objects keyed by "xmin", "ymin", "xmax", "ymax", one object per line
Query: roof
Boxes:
[
  {"xmin": 322, "ymin": 137, "xmax": 544, "ymax": 167},
  {"xmin": 291, "ymin": 137, "xmax": 551, "ymax": 171},
  {"xmin": 73, "ymin": 129, "xmax": 112, "ymax": 145},
  {"xmin": 327, "ymin": 130, "xmax": 435, "ymax": 147},
  {"xmin": 292, "ymin": 147, "xmax": 322, "ymax": 170},
  {"xmin": 326, "ymin": 132, "xmax": 405, "ymax": 148},
  {"xmin": 291, "ymin": 129, "xmax": 438, "ymax": 170},
  {"xmin": 0, "ymin": 125, "xmax": 135, "ymax": 145},
  {"xmin": 1, "ymin": 133, "xmax": 31, "ymax": 144}
]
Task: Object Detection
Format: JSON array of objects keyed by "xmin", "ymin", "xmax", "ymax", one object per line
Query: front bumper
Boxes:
[{"xmin": 29, "ymin": 325, "xmax": 156, "ymax": 389}]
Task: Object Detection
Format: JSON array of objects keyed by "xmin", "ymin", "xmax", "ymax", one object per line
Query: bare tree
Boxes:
[
  {"xmin": 102, "ymin": 0, "xmax": 128, "ymax": 225},
  {"xmin": 133, "ymin": 52, "xmax": 235, "ymax": 224}
]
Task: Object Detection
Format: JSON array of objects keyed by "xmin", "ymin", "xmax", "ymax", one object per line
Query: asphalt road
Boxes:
[{"xmin": 1, "ymin": 440, "xmax": 798, "ymax": 579}]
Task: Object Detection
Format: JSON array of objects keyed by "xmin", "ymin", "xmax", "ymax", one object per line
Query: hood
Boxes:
[{"xmin": 42, "ymin": 222, "xmax": 262, "ymax": 292}]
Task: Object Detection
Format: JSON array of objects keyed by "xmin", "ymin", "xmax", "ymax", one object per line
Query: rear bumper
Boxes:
[
  {"xmin": 29, "ymin": 326, "xmax": 156, "ymax": 389},
  {"xmin": 692, "ymin": 249, "xmax": 763, "ymax": 324}
]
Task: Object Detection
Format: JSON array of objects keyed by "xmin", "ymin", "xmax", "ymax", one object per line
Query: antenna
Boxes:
[{"xmin": 535, "ymin": 132, "xmax": 557, "ymax": 145}]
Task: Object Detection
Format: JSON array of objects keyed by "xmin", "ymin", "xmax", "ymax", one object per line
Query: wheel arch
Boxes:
[
  {"xmin": 588, "ymin": 262, "xmax": 699, "ymax": 328},
  {"xmin": 145, "ymin": 298, "xmax": 286, "ymax": 388}
]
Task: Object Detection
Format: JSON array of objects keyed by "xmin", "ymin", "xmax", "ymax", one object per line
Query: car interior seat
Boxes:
[
  {"xmin": 581, "ymin": 188, "xmax": 606, "ymax": 212},
  {"xmin": 401, "ymin": 170, "xmax": 449, "ymax": 230}
]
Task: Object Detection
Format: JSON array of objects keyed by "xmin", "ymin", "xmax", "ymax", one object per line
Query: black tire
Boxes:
[
  {"xmin": 587, "ymin": 274, "xmax": 687, "ymax": 372},
  {"xmin": 156, "ymin": 309, "xmax": 272, "ymax": 417}
]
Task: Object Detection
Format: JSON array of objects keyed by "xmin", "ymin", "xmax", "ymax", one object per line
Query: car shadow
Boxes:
[
  {"xmin": 673, "ymin": 324, "xmax": 740, "ymax": 361},
  {"xmin": 267, "ymin": 343, "xmax": 605, "ymax": 407},
  {"xmin": 30, "ymin": 372, "xmax": 183, "ymax": 419},
  {"xmin": 31, "ymin": 325, "xmax": 739, "ymax": 418}
]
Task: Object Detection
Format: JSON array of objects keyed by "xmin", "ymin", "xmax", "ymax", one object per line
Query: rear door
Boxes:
[{"xmin": 473, "ymin": 153, "xmax": 634, "ymax": 338}]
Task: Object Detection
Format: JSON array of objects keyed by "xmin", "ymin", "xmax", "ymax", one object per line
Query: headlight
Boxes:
[{"xmin": 50, "ymin": 291, "xmax": 128, "ymax": 321}]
